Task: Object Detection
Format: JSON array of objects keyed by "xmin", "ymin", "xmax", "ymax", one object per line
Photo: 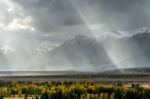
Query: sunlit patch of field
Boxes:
[
  {"xmin": 123, "ymin": 83, "xmax": 150, "ymax": 88},
  {"xmin": 4, "ymin": 97, "xmax": 33, "ymax": 99},
  {"xmin": 3, "ymin": 95, "xmax": 34, "ymax": 99},
  {"xmin": 141, "ymin": 84, "xmax": 150, "ymax": 88}
]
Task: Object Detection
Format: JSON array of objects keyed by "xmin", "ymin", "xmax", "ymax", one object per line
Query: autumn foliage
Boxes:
[{"xmin": 0, "ymin": 81, "xmax": 149, "ymax": 99}]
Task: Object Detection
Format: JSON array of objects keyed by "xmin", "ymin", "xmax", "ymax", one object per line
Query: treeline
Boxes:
[{"xmin": 0, "ymin": 81, "xmax": 149, "ymax": 99}]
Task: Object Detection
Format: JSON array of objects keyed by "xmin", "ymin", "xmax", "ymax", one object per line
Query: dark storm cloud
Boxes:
[
  {"xmin": 13, "ymin": 0, "xmax": 84, "ymax": 32},
  {"xmin": 13, "ymin": 0, "xmax": 150, "ymax": 33},
  {"xmin": 83, "ymin": 0, "xmax": 150, "ymax": 30},
  {"xmin": 98, "ymin": 0, "xmax": 150, "ymax": 30}
]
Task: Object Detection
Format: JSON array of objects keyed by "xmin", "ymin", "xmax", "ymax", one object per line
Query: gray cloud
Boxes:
[
  {"xmin": 0, "ymin": 0, "xmax": 149, "ymax": 48},
  {"xmin": 14, "ymin": 0, "xmax": 84, "ymax": 32},
  {"xmin": 13, "ymin": 0, "xmax": 150, "ymax": 33}
]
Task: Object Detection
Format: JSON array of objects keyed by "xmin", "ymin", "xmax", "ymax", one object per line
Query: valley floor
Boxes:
[{"xmin": 0, "ymin": 74, "xmax": 150, "ymax": 85}]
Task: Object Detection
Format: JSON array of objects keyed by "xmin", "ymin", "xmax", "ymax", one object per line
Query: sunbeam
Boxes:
[
  {"xmin": 0, "ymin": 0, "xmax": 149, "ymax": 73},
  {"xmin": 69, "ymin": 0, "xmax": 122, "ymax": 70}
]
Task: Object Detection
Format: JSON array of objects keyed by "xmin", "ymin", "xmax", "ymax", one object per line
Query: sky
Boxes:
[
  {"xmin": 0, "ymin": 0, "xmax": 150, "ymax": 71},
  {"xmin": 0, "ymin": 0, "xmax": 150, "ymax": 44}
]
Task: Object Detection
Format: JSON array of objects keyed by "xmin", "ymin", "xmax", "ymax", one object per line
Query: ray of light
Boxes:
[{"xmin": 69, "ymin": 0, "xmax": 122, "ymax": 70}]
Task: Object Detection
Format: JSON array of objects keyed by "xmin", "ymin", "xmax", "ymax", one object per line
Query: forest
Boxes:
[{"xmin": 0, "ymin": 81, "xmax": 149, "ymax": 99}]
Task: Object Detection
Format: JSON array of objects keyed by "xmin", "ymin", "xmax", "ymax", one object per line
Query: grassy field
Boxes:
[
  {"xmin": 4, "ymin": 96, "xmax": 33, "ymax": 99},
  {"xmin": 0, "ymin": 74, "xmax": 149, "ymax": 99}
]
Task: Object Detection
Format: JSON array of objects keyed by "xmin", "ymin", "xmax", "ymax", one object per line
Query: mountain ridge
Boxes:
[{"xmin": 0, "ymin": 27, "xmax": 150, "ymax": 71}]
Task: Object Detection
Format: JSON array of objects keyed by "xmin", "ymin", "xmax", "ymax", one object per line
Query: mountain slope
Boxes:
[
  {"xmin": 49, "ymin": 35, "xmax": 112, "ymax": 71},
  {"xmin": 102, "ymin": 67, "xmax": 150, "ymax": 74},
  {"xmin": 49, "ymin": 28, "xmax": 150, "ymax": 71}
]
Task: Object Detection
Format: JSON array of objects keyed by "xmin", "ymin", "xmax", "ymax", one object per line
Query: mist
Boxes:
[{"xmin": 0, "ymin": 0, "xmax": 150, "ymax": 72}]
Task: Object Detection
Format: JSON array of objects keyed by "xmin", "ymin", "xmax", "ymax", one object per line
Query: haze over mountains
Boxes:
[
  {"xmin": 49, "ymin": 27, "xmax": 150, "ymax": 71},
  {"xmin": 0, "ymin": 27, "xmax": 150, "ymax": 71}
]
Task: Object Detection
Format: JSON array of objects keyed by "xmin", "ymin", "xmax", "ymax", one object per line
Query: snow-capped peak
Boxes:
[
  {"xmin": 99, "ymin": 27, "xmax": 150, "ymax": 39},
  {"xmin": 131, "ymin": 27, "xmax": 150, "ymax": 35}
]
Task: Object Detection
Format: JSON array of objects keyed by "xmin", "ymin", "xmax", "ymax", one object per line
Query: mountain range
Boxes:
[
  {"xmin": 49, "ymin": 28, "xmax": 150, "ymax": 71},
  {"xmin": 0, "ymin": 27, "xmax": 150, "ymax": 71}
]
